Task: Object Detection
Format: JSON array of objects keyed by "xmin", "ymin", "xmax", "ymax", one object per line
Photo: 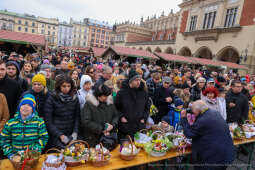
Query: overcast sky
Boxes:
[{"xmin": 1, "ymin": 0, "xmax": 182, "ymax": 25}]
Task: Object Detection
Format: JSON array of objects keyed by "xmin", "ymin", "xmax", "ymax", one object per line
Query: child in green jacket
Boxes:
[{"xmin": 0, "ymin": 94, "xmax": 48, "ymax": 159}]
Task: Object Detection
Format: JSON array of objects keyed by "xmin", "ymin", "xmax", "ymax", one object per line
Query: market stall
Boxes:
[{"xmin": 0, "ymin": 30, "xmax": 46, "ymax": 56}]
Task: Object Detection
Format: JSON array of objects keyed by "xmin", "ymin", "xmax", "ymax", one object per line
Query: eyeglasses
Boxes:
[
  {"xmin": 164, "ymin": 82, "xmax": 170, "ymax": 84},
  {"xmin": 234, "ymin": 86, "xmax": 242, "ymax": 88}
]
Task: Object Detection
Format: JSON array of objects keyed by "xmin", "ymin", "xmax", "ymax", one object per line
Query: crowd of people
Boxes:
[{"xmin": 0, "ymin": 51, "xmax": 254, "ymax": 169}]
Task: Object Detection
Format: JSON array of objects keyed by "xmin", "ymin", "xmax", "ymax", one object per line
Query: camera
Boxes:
[{"xmin": 186, "ymin": 108, "xmax": 192, "ymax": 114}]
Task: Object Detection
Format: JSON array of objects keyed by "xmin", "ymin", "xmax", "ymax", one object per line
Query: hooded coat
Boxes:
[
  {"xmin": 115, "ymin": 80, "xmax": 150, "ymax": 139},
  {"xmin": 77, "ymin": 75, "xmax": 93, "ymax": 110},
  {"xmin": 79, "ymin": 94, "xmax": 118, "ymax": 147}
]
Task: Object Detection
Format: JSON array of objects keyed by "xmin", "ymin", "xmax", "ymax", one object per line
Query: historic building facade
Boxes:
[
  {"xmin": 176, "ymin": 0, "xmax": 255, "ymax": 71},
  {"xmin": 58, "ymin": 21, "xmax": 73, "ymax": 47},
  {"xmin": 84, "ymin": 18, "xmax": 112, "ymax": 48},
  {"xmin": 70, "ymin": 18, "xmax": 89, "ymax": 47},
  {"xmin": 37, "ymin": 17, "xmax": 59, "ymax": 48},
  {"xmin": 0, "ymin": 10, "xmax": 15, "ymax": 31}
]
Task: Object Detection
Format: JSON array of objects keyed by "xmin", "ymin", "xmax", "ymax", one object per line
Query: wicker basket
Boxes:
[
  {"xmin": 64, "ymin": 140, "xmax": 90, "ymax": 167},
  {"xmin": 43, "ymin": 148, "xmax": 65, "ymax": 169},
  {"xmin": 91, "ymin": 143, "xmax": 110, "ymax": 167},
  {"xmin": 120, "ymin": 135, "xmax": 139, "ymax": 161},
  {"xmin": 10, "ymin": 150, "xmax": 40, "ymax": 170}
]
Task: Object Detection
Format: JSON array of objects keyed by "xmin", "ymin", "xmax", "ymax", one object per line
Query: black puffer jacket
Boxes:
[
  {"xmin": 21, "ymin": 89, "xmax": 50, "ymax": 118},
  {"xmin": 115, "ymin": 80, "xmax": 150, "ymax": 139},
  {"xmin": 44, "ymin": 92, "xmax": 80, "ymax": 149}
]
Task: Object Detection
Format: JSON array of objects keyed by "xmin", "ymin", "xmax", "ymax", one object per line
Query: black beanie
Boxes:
[{"xmin": 128, "ymin": 69, "xmax": 141, "ymax": 84}]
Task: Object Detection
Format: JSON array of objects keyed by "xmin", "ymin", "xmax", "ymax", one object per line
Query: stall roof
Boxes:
[
  {"xmin": 155, "ymin": 52, "xmax": 248, "ymax": 69},
  {"xmin": 155, "ymin": 53, "xmax": 196, "ymax": 64},
  {"xmin": 92, "ymin": 47, "xmax": 106, "ymax": 57},
  {"xmin": 0, "ymin": 30, "xmax": 45, "ymax": 46},
  {"xmin": 219, "ymin": 61, "xmax": 248, "ymax": 70},
  {"xmin": 106, "ymin": 46, "xmax": 159, "ymax": 60}
]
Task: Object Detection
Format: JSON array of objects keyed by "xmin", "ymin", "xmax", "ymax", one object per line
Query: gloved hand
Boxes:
[
  {"xmin": 71, "ymin": 132, "xmax": 78, "ymax": 141},
  {"xmin": 60, "ymin": 135, "xmax": 70, "ymax": 144}
]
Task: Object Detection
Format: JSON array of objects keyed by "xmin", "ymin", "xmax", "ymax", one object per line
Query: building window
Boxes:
[
  {"xmin": 106, "ymin": 36, "xmax": 109, "ymax": 40},
  {"xmin": 18, "ymin": 20, "xmax": 21, "ymax": 24},
  {"xmin": 96, "ymin": 39, "xmax": 99, "ymax": 43},
  {"xmin": 168, "ymin": 34, "xmax": 171, "ymax": 40},
  {"xmin": 202, "ymin": 11, "xmax": 217, "ymax": 29},
  {"xmin": 92, "ymin": 33, "xmax": 95, "ymax": 37},
  {"xmin": 53, "ymin": 26, "xmax": 55, "ymax": 30},
  {"xmin": 48, "ymin": 25, "xmax": 51, "ymax": 29},
  {"xmin": 100, "ymin": 45, "xmax": 104, "ymax": 48},
  {"xmin": 189, "ymin": 15, "xmax": 197, "ymax": 31},
  {"xmin": 96, "ymin": 34, "xmax": 100, "ymax": 38},
  {"xmin": 92, "ymin": 28, "xmax": 96, "ymax": 32},
  {"xmin": 159, "ymin": 34, "xmax": 164, "ymax": 40},
  {"xmin": 224, "ymin": 7, "xmax": 238, "ymax": 27},
  {"xmin": 32, "ymin": 29, "xmax": 35, "ymax": 33},
  {"xmin": 25, "ymin": 21, "xmax": 28, "ymax": 26},
  {"xmin": 48, "ymin": 31, "xmax": 50, "ymax": 35},
  {"xmin": 83, "ymin": 42, "xmax": 86, "ymax": 46},
  {"xmin": 91, "ymin": 39, "xmax": 94, "ymax": 43},
  {"xmin": 97, "ymin": 29, "xmax": 101, "ymax": 33},
  {"xmin": 79, "ymin": 34, "xmax": 81, "ymax": 38},
  {"xmin": 101, "ymin": 40, "xmax": 104, "ymax": 44},
  {"xmin": 102, "ymin": 30, "xmax": 105, "ymax": 34},
  {"xmin": 18, "ymin": 27, "xmax": 21, "ymax": 31},
  {"xmin": 101, "ymin": 35, "xmax": 105, "ymax": 39},
  {"xmin": 74, "ymin": 34, "xmax": 76, "ymax": 38},
  {"xmin": 41, "ymin": 29, "xmax": 44, "ymax": 34},
  {"xmin": 42, "ymin": 24, "xmax": 44, "ymax": 28},
  {"xmin": 53, "ymin": 32, "xmax": 55, "ymax": 35},
  {"xmin": 32, "ymin": 22, "xmax": 35, "ymax": 27}
]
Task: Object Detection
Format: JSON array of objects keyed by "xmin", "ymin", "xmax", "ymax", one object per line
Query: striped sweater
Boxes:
[{"xmin": 0, "ymin": 113, "xmax": 48, "ymax": 158}]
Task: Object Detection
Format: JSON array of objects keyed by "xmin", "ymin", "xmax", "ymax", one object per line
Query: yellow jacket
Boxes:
[{"xmin": 248, "ymin": 95, "xmax": 255, "ymax": 123}]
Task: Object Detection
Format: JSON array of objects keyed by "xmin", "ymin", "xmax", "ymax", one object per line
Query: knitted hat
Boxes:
[
  {"xmin": 128, "ymin": 70, "xmax": 141, "ymax": 84},
  {"xmin": 32, "ymin": 74, "xmax": 46, "ymax": 87},
  {"xmin": 174, "ymin": 97, "xmax": 184, "ymax": 107},
  {"xmin": 18, "ymin": 94, "xmax": 36, "ymax": 112},
  {"xmin": 161, "ymin": 115, "xmax": 171, "ymax": 125}
]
